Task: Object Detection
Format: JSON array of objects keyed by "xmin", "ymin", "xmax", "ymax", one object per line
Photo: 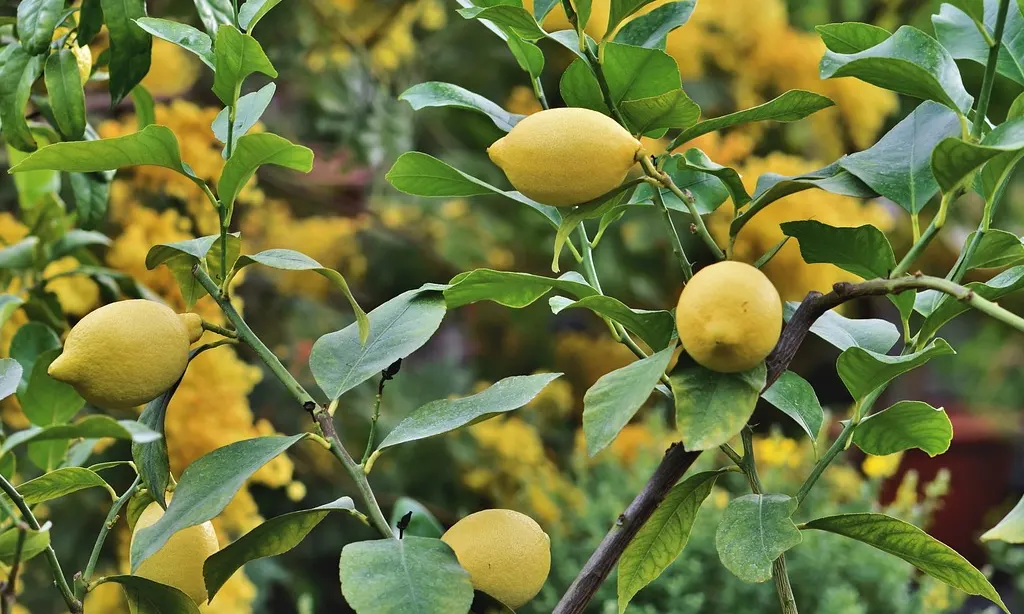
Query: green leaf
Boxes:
[
  {"xmin": 965, "ymin": 229, "xmax": 1024, "ymax": 269},
  {"xmin": 0, "ymin": 296, "xmax": 24, "ymax": 331},
  {"xmin": 1, "ymin": 415, "xmax": 159, "ymax": 457},
  {"xmin": 669, "ymin": 91, "xmax": 834, "ymax": 150},
  {"xmin": 401, "ymin": 82, "xmax": 525, "ymax": 132},
  {"xmin": 238, "ymin": 0, "xmax": 283, "ymax": 32},
  {"xmin": 133, "ymin": 383, "xmax": 178, "ymax": 509},
  {"xmin": 97, "ymin": 575, "xmax": 201, "ymax": 614},
  {"xmin": 70, "ymin": 171, "xmax": 112, "ymax": 229},
  {"xmin": 614, "ymin": 1, "xmax": 696, "ymax": 49},
  {"xmin": 458, "ymin": 4, "xmax": 546, "ymax": 40},
  {"xmin": 819, "ymin": 25, "xmax": 973, "ymax": 114},
  {"xmin": 630, "ymin": 153, "xmax": 729, "ymax": 216},
  {"xmin": 7, "ymin": 140, "xmax": 60, "ymax": 208},
  {"xmin": 51, "ymin": 229, "xmax": 112, "ymax": 259},
  {"xmin": 193, "ymin": 0, "xmax": 235, "ymax": 35},
  {"xmin": 837, "ymin": 338, "xmax": 955, "ymax": 402},
  {"xmin": 782, "ymin": 302, "xmax": 899, "ymax": 354},
  {"xmin": 10, "ymin": 322, "xmax": 60, "ymax": 394},
  {"xmin": 102, "ymin": 0, "xmax": 152, "ymax": 105},
  {"xmin": 676, "ymin": 148, "xmax": 750, "ymax": 207},
  {"xmin": 233, "ymin": 248, "xmax": 367, "ymax": 341},
  {"xmin": 218, "ymin": 133, "xmax": 313, "ymax": 212},
  {"xmin": 44, "ymin": 49, "xmax": 87, "ymax": 140},
  {"xmin": 78, "ymin": 0, "xmax": 104, "ymax": 45},
  {"xmin": 931, "ymin": 119, "xmax": 1024, "ymax": 192},
  {"xmin": 0, "ymin": 526, "xmax": 49, "ymax": 565},
  {"xmin": 19, "ymin": 349, "xmax": 85, "ymax": 426},
  {"xmin": 781, "ymin": 220, "xmax": 896, "ymax": 279},
  {"xmin": 134, "ymin": 17, "xmax": 215, "ymax": 69},
  {"xmin": 0, "ymin": 359, "xmax": 21, "ymax": 403},
  {"xmin": 17, "ymin": 0, "xmax": 64, "ymax": 55},
  {"xmin": 762, "ymin": 371, "xmax": 824, "ymax": 442},
  {"xmin": 671, "ymin": 358, "xmax": 766, "ymax": 450},
  {"xmin": 379, "ymin": 373, "xmax": 561, "ymax": 451},
  {"xmin": 606, "ymin": 0, "xmax": 657, "ymax": 36},
  {"xmin": 816, "ymin": 22, "xmax": 892, "ymax": 53},
  {"xmin": 934, "ymin": 0, "xmax": 1024, "ymax": 86},
  {"xmin": 853, "ymin": 400, "xmax": 953, "ymax": 457},
  {"xmin": 204, "ymin": 497, "xmax": 355, "ymax": 599},
  {"xmin": 8, "ymin": 125, "xmax": 196, "ymax": 179},
  {"xmin": 840, "ymin": 102, "xmax": 961, "ymax": 214},
  {"xmin": 0, "ymin": 237, "xmax": 39, "ymax": 270},
  {"xmin": 506, "ymin": 31, "xmax": 546, "ymax": 78},
  {"xmin": 549, "ymin": 295, "xmax": 676, "ymax": 350},
  {"xmin": 582, "ymin": 347, "xmax": 674, "ymax": 456},
  {"xmin": 982, "ymin": 495, "xmax": 1024, "ymax": 543},
  {"xmin": 716, "ymin": 494, "xmax": 802, "ymax": 583},
  {"xmin": 5, "ymin": 467, "xmax": 111, "ymax": 506},
  {"xmin": 444, "ymin": 269, "xmax": 595, "ymax": 309},
  {"xmin": 130, "ymin": 434, "xmax": 305, "ymax": 571},
  {"xmin": 211, "ymin": 25, "xmax": 277, "ymax": 106},
  {"xmin": 533, "ymin": 0, "xmax": 560, "ymax": 21},
  {"xmin": 0, "ymin": 44, "xmax": 45, "ymax": 152},
  {"xmin": 917, "ymin": 265, "xmax": 1024, "ymax": 341},
  {"xmin": 340, "ymin": 536, "xmax": 474, "ymax": 614},
  {"xmin": 212, "ymin": 82, "xmax": 276, "ymax": 157},
  {"xmin": 131, "ymin": 85, "xmax": 156, "ymax": 130},
  {"xmin": 390, "ymin": 497, "xmax": 444, "ymax": 539},
  {"xmin": 804, "ymin": 513, "xmax": 1008, "ymax": 612},
  {"xmin": 310, "ymin": 287, "xmax": 447, "ymax": 400},
  {"xmin": 619, "ymin": 89, "xmax": 701, "ymax": 135},
  {"xmin": 617, "ymin": 470, "xmax": 721, "ymax": 613},
  {"xmin": 145, "ymin": 233, "xmax": 224, "ymax": 269}
]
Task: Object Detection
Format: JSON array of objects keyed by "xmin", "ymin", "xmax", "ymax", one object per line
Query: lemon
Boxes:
[
  {"xmin": 130, "ymin": 500, "xmax": 219, "ymax": 605},
  {"xmin": 51, "ymin": 27, "xmax": 92, "ymax": 83},
  {"xmin": 488, "ymin": 107, "xmax": 641, "ymax": 207},
  {"xmin": 48, "ymin": 300, "xmax": 203, "ymax": 410},
  {"xmin": 441, "ymin": 509, "xmax": 551, "ymax": 608},
  {"xmin": 676, "ymin": 261, "xmax": 782, "ymax": 373}
]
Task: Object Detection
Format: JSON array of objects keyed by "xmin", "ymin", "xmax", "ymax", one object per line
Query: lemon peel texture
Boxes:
[{"xmin": 130, "ymin": 500, "xmax": 219, "ymax": 604}]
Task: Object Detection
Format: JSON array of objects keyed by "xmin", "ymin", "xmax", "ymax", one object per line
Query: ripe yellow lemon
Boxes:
[
  {"xmin": 130, "ymin": 501, "xmax": 219, "ymax": 605},
  {"xmin": 676, "ymin": 261, "xmax": 782, "ymax": 373},
  {"xmin": 441, "ymin": 509, "xmax": 551, "ymax": 608},
  {"xmin": 488, "ymin": 107, "xmax": 641, "ymax": 207},
  {"xmin": 48, "ymin": 300, "xmax": 203, "ymax": 410},
  {"xmin": 52, "ymin": 27, "xmax": 92, "ymax": 83}
]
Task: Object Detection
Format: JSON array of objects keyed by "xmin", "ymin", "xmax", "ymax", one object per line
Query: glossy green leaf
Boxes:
[
  {"xmin": 211, "ymin": 25, "xmax": 277, "ymax": 106},
  {"xmin": 671, "ymin": 358, "xmax": 766, "ymax": 450},
  {"xmin": 6, "ymin": 140, "xmax": 60, "ymax": 207},
  {"xmin": 218, "ymin": 133, "xmax": 313, "ymax": 211},
  {"xmin": 965, "ymin": 229, "xmax": 1024, "ymax": 269},
  {"xmin": 617, "ymin": 470, "xmax": 721, "ymax": 613},
  {"xmin": 716, "ymin": 494, "xmax": 801, "ymax": 583},
  {"xmin": 840, "ymin": 101, "xmax": 961, "ymax": 214},
  {"xmin": 444, "ymin": 269, "xmax": 594, "ymax": 308},
  {"xmin": 804, "ymin": 513, "xmax": 1008, "ymax": 612},
  {"xmin": 630, "ymin": 153, "xmax": 729, "ymax": 216},
  {"xmin": 932, "ymin": 119, "xmax": 1024, "ymax": 192},
  {"xmin": 533, "ymin": 0, "xmax": 560, "ymax": 21},
  {"xmin": 782, "ymin": 302, "xmax": 899, "ymax": 354},
  {"xmin": 379, "ymin": 373, "xmax": 562, "ymax": 451},
  {"xmin": 19, "ymin": 349, "xmax": 85, "ymax": 426},
  {"xmin": 51, "ymin": 229, "xmax": 112, "ymax": 259},
  {"xmin": 17, "ymin": 0, "xmax": 64, "ymax": 55},
  {"xmin": 134, "ymin": 18, "xmax": 215, "ymax": 69},
  {"xmin": 917, "ymin": 265, "xmax": 1024, "ymax": 341},
  {"xmin": 238, "ymin": 0, "xmax": 283, "ymax": 32},
  {"xmin": 193, "ymin": 0, "xmax": 235, "ymax": 35},
  {"xmin": 614, "ymin": 1, "xmax": 695, "ymax": 49},
  {"xmin": 10, "ymin": 322, "xmax": 60, "ymax": 394},
  {"xmin": 982, "ymin": 495, "xmax": 1024, "ymax": 543},
  {"xmin": 131, "ymin": 434, "xmax": 305, "ymax": 571},
  {"xmin": 401, "ymin": 82, "xmax": 525, "ymax": 132},
  {"xmin": 934, "ymin": 0, "xmax": 1024, "ymax": 85},
  {"xmin": 816, "ymin": 22, "xmax": 892, "ymax": 53},
  {"xmin": 102, "ymin": 0, "xmax": 152, "ymax": 105},
  {"xmin": 0, "ymin": 237, "xmax": 39, "ymax": 270},
  {"xmin": 98, "ymin": 575, "xmax": 201, "ymax": 614},
  {"xmin": 5, "ymin": 467, "xmax": 111, "ymax": 506},
  {"xmin": 781, "ymin": 220, "xmax": 896, "ymax": 279},
  {"xmin": 390, "ymin": 497, "xmax": 444, "ymax": 538},
  {"xmin": 311, "ymin": 287, "xmax": 446, "ymax": 400},
  {"xmin": 676, "ymin": 148, "xmax": 750, "ymax": 207},
  {"xmin": 606, "ymin": 0, "xmax": 655, "ymax": 36},
  {"xmin": 819, "ymin": 25, "xmax": 973, "ymax": 113},
  {"xmin": 70, "ymin": 171, "xmax": 112, "ymax": 229},
  {"xmin": 0, "ymin": 359, "xmax": 21, "ymax": 403},
  {"xmin": 669, "ymin": 90, "xmax": 834, "ymax": 150},
  {"xmin": 133, "ymin": 381, "xmax": 179, "ymax": 509},
  {"xmin": 853, "ymin": 400, "xmax": 952, "ymax": 456},
  {"xmin": 620, "ymin": 89, "xmax": 701, "ymax": 135},
  {"xmin": 77, "ymin": 0, "xmax": 104, "ymax": 45},
  {"xmin": 44, "ymin": 49, "xmax": 87, "ymax": 140},
  {"xmin": 0, "ymin": 44, "xmax": 45, "ymax": 152},
  {"xmin": 212, "ymin": 82, "xmax": 276, "ymax": 157},
  {"xmin": 0, "ymin": 296, "xmax": 23, "ymax": 332},
  {"xmin": 204, "ymin": 497, "xmax": 355, "ymax": 599},
  {"xmin": 0, "ymin": 526, "xmax": 49, "ymax": 564},
  {"xmin": 131, "ymin": 85, "xmax": 156, "ymax": 130},
  {"xmin": 583, "ymin": 347, "xmax": 674, "ymax": 456},
  {"xmin": 1, "ymin": 415, "xmax": 159, "ymax": 457},
  {"xmin": 762, "ymin": 371, "xmax": 824, "ymax": 442},
  {"xmin": 340, "ymin": 536, "xmax": 474, "ymax": 614},
  {"xmin": 837, "ymin": 338, "xmax": 955, "ymax": 402},
  {"xmin": 549, "ymin": 295, "xmax": 676, "ymax": 350},
  {"xmin": 146, "ymin": 234, "xmax": 221, "ymax": 269},
  {"xmin": 457, "ymin": 4, "xmax": 546, "ymax": 40}
]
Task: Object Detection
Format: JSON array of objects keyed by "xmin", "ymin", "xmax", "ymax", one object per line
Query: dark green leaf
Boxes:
[
  {"xmin": 457, "ymin": 4, "xmax": 546, "ymax": 40},
  {"xmin": 533, "ymin": 0, "xmax": 560, "ymax": 21},
  {"xmin": 192, "ymin": 0, "xmax": 235, "ymax": 35},
  {"xmin": 401, "ymin": 82, "xmax": 525, "ymax": 132},
  {"xmin": 549, "ymin": 295, "xmax": 676, "ymax": 350},
  {"xmin": 133, "ymin": 383, "xmax": 177, "ymax": 509},
  {"xmin": 853, "ymin": 400, "xmax": 953, "ymax": 456},
  {"xmin": 134, "ymin": 17, "xmax": 215, "ymax": 69},
  {"xmin": 77, "ymin": 0, "xmax": 104, "ymax": 45},
  {"xmin": 837, "ymin": 338, "xmax": 955, "ymax": 402},
  {"xmin": 444, "ymin": 269, "xmax": 595, "ymax": 309},
  {"xmin": 340, "ymin": 537, "xmax": 474, "ymax": 614},
  {"xmin": 1, "ymin": 415, "xmax": 158, "ymax": 457},
  {"xmin": 379, "ymin": 373, "xmax": 562, "ymax": 451},
  {"xmin": 0, "ymin": 44, "xmax": 45, "ymax": 152},
  {"xmin": 762, "ymin": 371, "xmax": 824, "ymax": 441},
  {"xmin": 782, "ymin": 302, "xmax": 899, "ymax": 354},
  {"xmin": 804, "ymin": 514, "xmax": 1008, "ymax": 612},
  {"xmin": 614, "ymin": 1, "xmax": 695, "ymax": 49},
  {"xmin": 145, "ymin": 234, "xmax": 221, "ymax": 269},
  {"xmin": 44, "ymin": 49, "xmax": 86, "ymax": 140},
  {"xmin": 238, "ymin": 0, "xmax": 283, "ymax": 32},
  {"xmin": 816, "ymin": 22, "xmax": 892, "ymax": 53},
  {"xmin": 70, "ymin": 171, "xmax": 111, "ymax": 230},
  {"xmin": 51, "ymin": 229, "xmax": 112, "ymax": 259},
  {"xmin": 130, "ymin": 434, "xmax": 305, "ymax": 571},
  {"xmin": 19, "ymin": 349, "xmax": 85, "ymax": 426},
  {"xmin": 781, "ymin": 220, "xmax": 896, "ymax": 279},
  {"xmin": 0, "ymin": 526, "xmax": 49, "ymax": 564},
  {"xmin": 0, "ymin": 237, "xmax": 39, "ymax": 270},
  {"xmin": 931, "ymin": 119, "xmax": 1024, "ymax": 192},
  {"xmin": 212, "ymin": 82, "xmax": 276, "ymax": 157},
  {"xmin": 716, "ymin": 494, "xmax": 801, "ymax": 583},
  {"xmin": 619, "ymin": 89, "xmax": 701, "ymax": 135},
  {"xmin": 390, "ymin": 497, "xmax": 444, "ymax": 539},
  {"xmin": 934, "ymin": 0, "xmax": 1024, "ymax": 85},
  {"xmin": 676, "ymin": 148, "xmax": 750, "ymax": 207},
  {"xmin": 218, "ymin": 133, "xmax": 313, "ymax": 211},
  {"xmin": 102, "ymin": 0, "xmax": 152, "ymax": 105},
  {"xmin": 97, "ymin": 575, "xmax": 201, "ymax": 614},
  {"xmin": 17, "ymin": 0, "xmax": 64, "ymax": 55},
  {"xmin": 211, "ymin": 25, "xmax": 277, "ymax": 106},
  {"xmin": 131, "ymin": 85, "xmax": 156, "ymax": 129},
  {"xmin": 583, "ymin": 347, "xmax": 674, "ymax": 456},
  {"xmin": 0, "ymin": 359, "xmax": 21, "ymax": 402},
  {"xmin": 671, "ymin": 358, "xmax": 766, "ymax": 450},
  {"xmin": 5, "ymin": 466, "xmax": 111, "ymax": 506},
  {"xmin": 204, "ymin": 497, "xmax": 355, "ymax": 599},
  {"xmin": 10, "ymin": 322, "xmax": 60, "ymax": 395},
  {"xmin": 606, "ymin": 0, "xmax": 658, "ymax": 37},
  {"xmin": 964, "ymin": 229, "xmax": 1024, "ymax": 269},
  {"xmin": 981, "ymin": 495, "xmax": 1024, "ymax": 543}
]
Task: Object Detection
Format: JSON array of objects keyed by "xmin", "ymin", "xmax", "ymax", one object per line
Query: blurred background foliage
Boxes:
[{"xmin": 2, "ymin": 0, "xmax": 1024, "ymax": 612}]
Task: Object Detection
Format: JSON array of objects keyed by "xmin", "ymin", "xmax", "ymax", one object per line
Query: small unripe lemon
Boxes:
[
  {"xmin": 48, "ymin": 300, "xmax": 203, "ymax": 410},
  {"xmin": 130, "ymin": 501, "xmax": 219, "ymax": 605},
  {"xmin": 441, "ymin": 509, "xmax": 550, "ymax": 608},
  {"xmin": 676, "ymin": 261, "xmax": 782, "ymax": 373},
  {"xmin": 488, "ymin": 107, "xmax": 641, "ymax": 207}
]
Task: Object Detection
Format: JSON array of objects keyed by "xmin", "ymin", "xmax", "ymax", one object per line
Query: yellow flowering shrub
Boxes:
[{"xmin": 142, "ymin": 39, "xmax": 202, "ymax": 99}]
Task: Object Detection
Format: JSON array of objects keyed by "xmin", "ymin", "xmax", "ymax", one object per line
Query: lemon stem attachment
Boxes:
[
  {"xmin": 77, "ymin": 476, "xmax": 142, "ymax": 601},
  {"xmin": 639, "ymin": 156, "xmax": 726, "ymax": 260},
  {"xmin": 191, "ymin": 266, "xmax": 395, "ymax": 539},
  {"xmin": 199, "ymin": 319, "xmax": 238, "ymax": 339}
]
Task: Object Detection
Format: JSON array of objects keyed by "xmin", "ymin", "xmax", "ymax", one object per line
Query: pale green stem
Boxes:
[
  {"xmin": 639, "ymin": 156, "xmax": 725, "ymax": 260},
  {"xmin": 972, "ymin": 0, "xmax": 1012, "ymax": 140},
  {"xmin": 77, "ymin": 477, "xmax": 142, "ymax": 599},
  {"xmin": 651, "ymin": 185, "xmax": 693, "ymax": 280}
]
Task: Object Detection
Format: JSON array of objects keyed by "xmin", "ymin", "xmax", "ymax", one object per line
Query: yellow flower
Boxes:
[
  {"xmin": 505, "ymin": 86, "xmax": 543, "ymax": 116},
  {"xmin": 754, "ymin": 432, "xmax": 805, "ymax": 470},
  {"xmin": 862, "ymin": 452, "xmax": 904, "ymax": 479},
  {"xmin": 43, "ymin": 256, "xmax": 100, "ymax": 316},
  {"xmin": 606, "ymin": 424, "xmax": 658, "ymax": 466},
  {"xmin": 286, "ymin": 480, "xmax": 308, "ymax": 502},
  {"xmin": 142, "ymin": 39, "xmax": 201, "ymax": 98}
]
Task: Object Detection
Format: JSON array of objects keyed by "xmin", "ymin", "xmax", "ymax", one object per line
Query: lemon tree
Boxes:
[{"xmin": 0, "ymin": 0, "xmax": 1023, "ymax": 613}]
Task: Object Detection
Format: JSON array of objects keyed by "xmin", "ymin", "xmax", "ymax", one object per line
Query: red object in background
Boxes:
[{"xmin": 879, "ymin": 410, "xmax": 1018, "ymax": 564}]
